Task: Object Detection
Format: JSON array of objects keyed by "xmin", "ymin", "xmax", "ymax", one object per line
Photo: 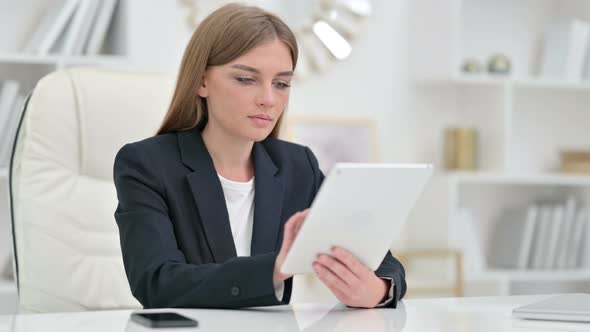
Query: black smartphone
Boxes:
[{"xmin": 130, "ymin": 312, "xmax": 198, "ymax": 328}]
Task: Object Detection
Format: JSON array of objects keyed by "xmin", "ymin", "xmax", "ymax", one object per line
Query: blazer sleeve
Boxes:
[
  {"xmin": 304, "ymin": 146, "xmax": 407, "ymax": 308},
  {"xmin": 374, "ymin": 252, "xmax": 407, "ymax": 308},
  {"xmin": 114, "ymin": 143, "xmax": 282, "ymax": 309}
]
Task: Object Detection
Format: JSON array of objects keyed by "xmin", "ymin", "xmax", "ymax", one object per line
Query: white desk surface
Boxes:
[{"xmin": 1, "ymin": 294, "xmax": 589, "ymax": 332}]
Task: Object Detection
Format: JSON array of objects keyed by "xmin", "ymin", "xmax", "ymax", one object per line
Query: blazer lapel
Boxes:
[
  {"xmin": 178, "ymin": 129, "xmax": 237, "ymax": 262},
  {"xmin": 251, "ymin": 142, "xmax": 284, "ymax": 255}
]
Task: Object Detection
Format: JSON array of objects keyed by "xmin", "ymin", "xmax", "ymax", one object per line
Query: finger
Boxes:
[
  {"xmin": 285, "ymin": 212, "xmax": 300, "ymax": 227},
  {"xmin": 284, "ymin": 213, "xmax": 298, "ymax": 236},
  {"xmin": 287, "ymin": 211, "xmax": 303, "ymax": 225},
  {"xmin": 295, "ymin": 210, "xmax": 309, "ymax": 232},
  {"xmin": 281, "ymin": 212, "xmax": 301, "ymax": 247},
  {"xmin": 330, "ymin": 287, "xmax": 353, "ymax": 306},
  {"xmin": 316, "ymin": 254, "xmax": 359, "ymax": 287},
  {"xmin": 331, "ymin": 247, "xmax": 372, "ymax": 279},
  {"xmin": 294, "ymin": 217, "xmax": 306, "ymax": 236},
  {"xmin": 293, "ymin": 209, "xmax": 310, "ymax": 235},
  {"xmin": 313, "ymin": 261, "xmax": 349, "ymax": 295},
  {"xmin": 283, "ymin": 211, "xmax": 309, "ymax": 246}
]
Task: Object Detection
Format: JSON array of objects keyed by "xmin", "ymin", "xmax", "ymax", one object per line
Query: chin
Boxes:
[
  {"xmin": 246, "ymin": 129, "xmax": 273, "ymax": 142},
  {"xmin": 251, "ymin": 133, "xmax": 271, "ymax": 142}
]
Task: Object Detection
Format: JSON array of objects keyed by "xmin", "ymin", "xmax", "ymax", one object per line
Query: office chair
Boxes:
[{"xmin": 9, "ymin": 68, "xmax": 174, "ymax": 312}]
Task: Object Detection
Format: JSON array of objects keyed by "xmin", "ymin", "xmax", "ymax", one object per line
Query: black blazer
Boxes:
[{"xmin": 113, "ymin": 127, "xmax": 406, "ymax": 309}]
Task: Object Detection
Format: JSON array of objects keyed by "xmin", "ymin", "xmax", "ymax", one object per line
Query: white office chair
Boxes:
[{"xmin": 9, "ymin": 68, "xmax": 175, "ymax": 312}]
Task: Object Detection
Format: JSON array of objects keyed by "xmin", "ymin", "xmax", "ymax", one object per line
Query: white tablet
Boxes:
[
  {"xmin": 280, "ymin": 163, "xmax": 433, "ymax": 275},
  {"xmin": 512, "ymin": 293, "xmax": 590, "ymax": 322}
]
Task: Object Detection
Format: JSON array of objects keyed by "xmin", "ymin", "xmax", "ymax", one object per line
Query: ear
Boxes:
[{"xmin": 197, "ymin": 76, "xmax": 208, "ymax": 98}]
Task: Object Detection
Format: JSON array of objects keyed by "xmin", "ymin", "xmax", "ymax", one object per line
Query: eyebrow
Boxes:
[{"xmin": 230, "ymin": 64, "xmax": 293, "ymax": 77}]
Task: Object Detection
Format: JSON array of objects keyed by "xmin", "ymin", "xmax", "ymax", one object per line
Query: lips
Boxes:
[
  {"xmin": 249, "ymin": 114, "xmax": 274, "ymax": 127},
  {"xmin": 249, "ymin": 114, "xmax": 272, "ymax": 121}
]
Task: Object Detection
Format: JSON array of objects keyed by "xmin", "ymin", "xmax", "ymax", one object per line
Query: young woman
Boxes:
[{"xmin": 114, "ymin": 3, "xmax": 406, "ymax": 309}]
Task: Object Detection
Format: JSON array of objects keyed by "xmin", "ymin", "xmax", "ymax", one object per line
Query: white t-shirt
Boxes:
[
  {"xmin": 217, "ymin": 173, "xmax": 255, "ymax": 257},
  {"xmin": 217, "ymin": 173, "xmax": 285, "ymax": 300}
]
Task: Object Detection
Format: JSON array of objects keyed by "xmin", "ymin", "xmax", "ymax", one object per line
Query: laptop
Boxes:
[
  {"xmin": 280, "ymin": 163, "xmax": 433, "ymax": 275},
  {"xmin": 512, "ymin": 293, "xmax": 590, "ymax": 323}
]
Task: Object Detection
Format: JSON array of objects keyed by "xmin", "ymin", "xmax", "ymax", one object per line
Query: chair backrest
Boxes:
[{"xmin": 10, "ymin": 68, "xmax": 175, "ymax": 312}]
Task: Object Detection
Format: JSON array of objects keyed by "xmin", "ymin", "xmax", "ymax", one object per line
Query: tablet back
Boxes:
[{"xmin": 281, "ymin": 163, "xmax": 433, "ymax": 274}]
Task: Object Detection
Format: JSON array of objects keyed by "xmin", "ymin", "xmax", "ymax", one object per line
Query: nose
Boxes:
[{"xmin": 255, "ymin": 84, "xmax": 276, "ymax": 108}]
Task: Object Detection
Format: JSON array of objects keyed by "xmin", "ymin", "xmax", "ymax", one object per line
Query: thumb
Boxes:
[{"xmin": 281, "ymin": 210, "xmax": 308, "ymax": 251}]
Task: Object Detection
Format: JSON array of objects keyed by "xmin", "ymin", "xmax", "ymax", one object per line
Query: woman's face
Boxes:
[{"xmin": 198, "ymin": 39, "xmax": 293, "ymax": 142}]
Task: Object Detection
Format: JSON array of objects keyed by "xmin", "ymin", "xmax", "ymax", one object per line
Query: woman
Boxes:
[{"xmin": 114, "ymin": 3, "xmax": 406, "ymax": 309}]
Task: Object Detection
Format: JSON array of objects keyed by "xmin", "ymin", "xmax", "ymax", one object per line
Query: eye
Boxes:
[
  {"xmin": 273, "ymin": 81, "xmax": 291, "ymax": 89},
  {"xmin": 236, "ymin": 77, "xmax": 255, "ymax": 85}
]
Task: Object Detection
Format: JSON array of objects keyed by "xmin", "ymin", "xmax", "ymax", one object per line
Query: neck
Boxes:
[{"xmin": 201, "ymin": 124, "xmax": 254, "ymax": 182}]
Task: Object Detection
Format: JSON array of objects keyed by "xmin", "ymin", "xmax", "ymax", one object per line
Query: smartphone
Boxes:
[{"xmin": 130, "ymin": 312, "xmax": 198, "ymax": 328}]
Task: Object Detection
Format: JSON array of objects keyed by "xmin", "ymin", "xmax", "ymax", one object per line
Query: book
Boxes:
[
  {"xmin": 23, "ymin": 1, "xmax": 65, "ymax": 53},
  {"xmin": 545, "ymin": 205, "xmax": 564, "ymax": 268},
  {"xmin": 519, "ymin": 206, "xmax": 539, "ymax": 269},
  {"xmin": 84, "ymin": 0, "xmax": 118, "ymax": 54},
  {"xmin": 0, "ymin": 94, "xmax": 25, "ymax": 166},
  {"xmin": 583, "ymin": 211, "xmax": 590, "ymax": 268},
  {"xmin": 24, "ymin": 0, "xmax": 80, "ymax": 55},
  {"xmin": 530, "ymin": 205, "xmax": 552, "ymax": 269},
  {"xmin": 487, "ymin": 206, "xmax": 538, "ymax": 269},
  {"xmin": 61, "ymin": 0, "xmax": 101, "ymax": 55},
  {"xmin": 569, "ymin": 208, "xmax": 589, "ymax": 268},
  {"xmin": 556, "ymin": 196, "xmax": 577, "ymax": 269},
  {"xmin": 0, "ymin": 81, "xmax": 21, "ymax": 166},
  {"xmin": 540, "ymin": 20, "xmax": 590, "ymax": 82}
]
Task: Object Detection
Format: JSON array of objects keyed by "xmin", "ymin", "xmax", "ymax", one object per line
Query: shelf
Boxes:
[
  {"xmin": 0, "ymin": 52, "xmax": 57, "ymax": 65},
  {"xmin": 515, "ymin": 79, "xmax": 590, "ymax": 91},
  {"xmin": 416, "ymin": 74, "xmax": 590, "ymax": 91},
  {"xmin": 58, "ymin": 55, "xmax": 128, "ymax": 66},
  {"xmin": 470, "ymin": 269, "xmax": 590, "ymax": 282},
  {"xmin": 410, "ymin": 0, "xmax": 590, "ymax": 297},
  {"xmin": 449, "ymin": 172, "xmax": 590, "ymax": 187},
  {"xmin": 0, "ymin": 52, "xmax": 127, "ymax": 66},
  {"xmin": 415, "ymin": 75, "xmax": 507, "ymax": 88}
]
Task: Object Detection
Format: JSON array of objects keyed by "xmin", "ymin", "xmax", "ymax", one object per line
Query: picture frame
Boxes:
[{"xmin": 281, "ymin": 114, "xmax": 380, "ymax": 175}]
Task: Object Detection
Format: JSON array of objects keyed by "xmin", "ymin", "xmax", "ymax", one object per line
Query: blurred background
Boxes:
[{"xmin": 1, "ymin": 0, "xmax": 589, "ymax": 314}]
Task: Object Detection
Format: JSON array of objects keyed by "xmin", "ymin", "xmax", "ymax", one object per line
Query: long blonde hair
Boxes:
[{"xmin": 157, "ymin": 3, "xmax": 298, "ymax": 137}]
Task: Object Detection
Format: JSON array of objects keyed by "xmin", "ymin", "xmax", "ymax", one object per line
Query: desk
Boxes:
[{"xmin": 0, "ymin": 295, "xmax": 588, "ymax": 332}]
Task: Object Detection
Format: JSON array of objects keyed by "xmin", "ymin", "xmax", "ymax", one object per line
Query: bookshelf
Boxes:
[
  {"xmin": 0, "ymin": 0, "xmax": 128, "ymax": 166},
  {"xmin": 0, "ymin": 0, "xmax": 128, "ymax": 165},
  {"xmin": 0, "ymin": 1, "xmax": 128, "ymax": 305},
  {"xmin": 0, "ymin": 52, "xmax": 128, "ymax": 66},
  {"xmin": 450, "ymin": 172, "xmax": 590, "ymax": 187},
  {"xmin": 409, "ymin": 0, "xmax": 590, "ymax": 296},
  {"xmin": 479, "ymin": 269, "xmax": 590, "ymax": 281},
  {"xmin": 418, "ymin": 74, "xmax": 590, "ymax": 91}
]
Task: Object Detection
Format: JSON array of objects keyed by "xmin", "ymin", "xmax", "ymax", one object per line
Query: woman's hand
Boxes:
[
  {"xmin": 273, "ymin": 209, "xmax": 310, "ymax": 284},
  {"xmin": 313, "ymin": 247, "xmax": 390, "ymax": 308}
]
